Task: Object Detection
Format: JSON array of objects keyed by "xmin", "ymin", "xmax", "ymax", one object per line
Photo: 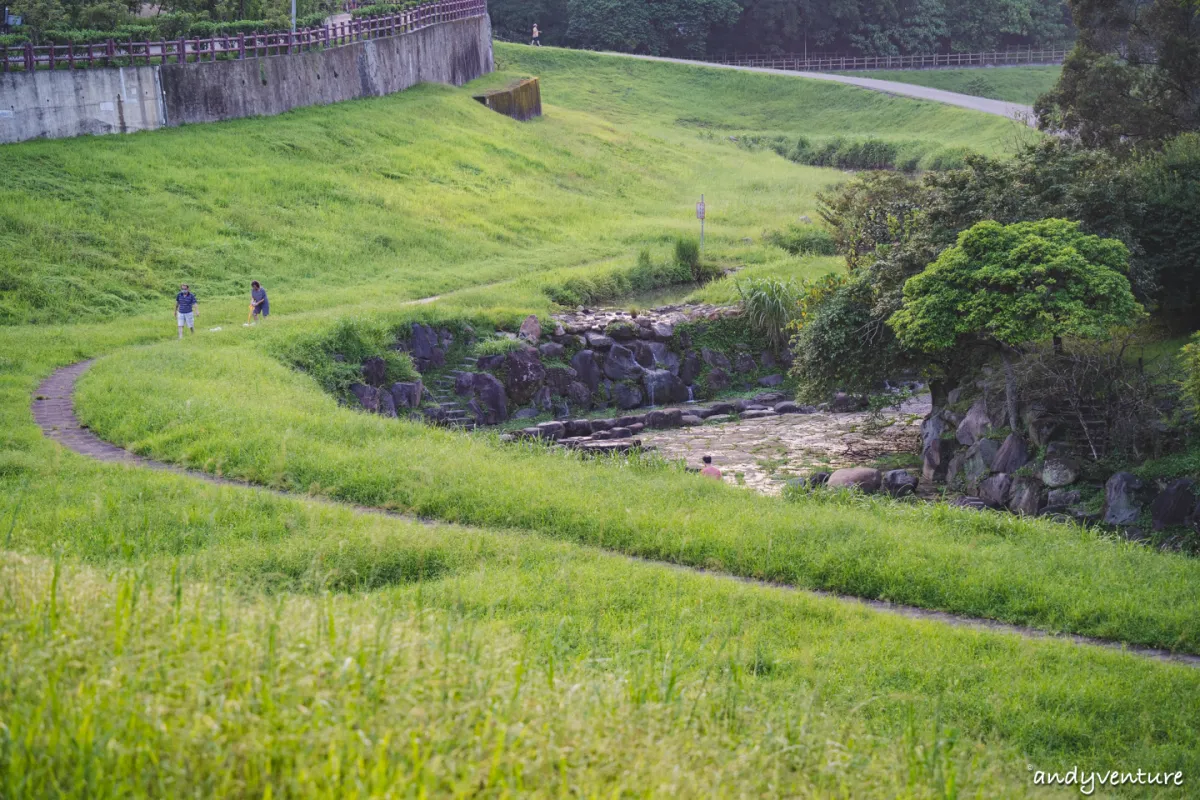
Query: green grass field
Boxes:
[
  {"xmin": 835, "ymin": 65, "xmax": 1063, "ymax": 104},
  {"xmin": 2, "ymin": 44, "xmax": 1197, "ymax": 795}
]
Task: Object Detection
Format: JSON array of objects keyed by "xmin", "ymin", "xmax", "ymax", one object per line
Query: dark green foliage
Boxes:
[
  {"xmin": 674, "ymin": 237, "xmax": 700, "ymax": 272},
  {"xmin": 563, "ymin": 0, "xmax": 739, "ymax": 57},
  {"xmin": 735, "ymin": 277, "xmax": 799, "ymax": 354},
  {"xmin": 543, "ymin": 253, "xmax": 698, "ymax": 308},
  {"xmin": 272, "ymin": 316, "xmax": 417, "ymax": 395},
  {"xmin": 788, "ymin": 277, "xmax": 909, "ymax": 399},
  {"xmin": 1184, "ymin": 334, "xmax": 1200, "ymax": 414},
  {"xmin": 495, "ymin": 0, "xmax": 1074, "ymax": 58},
  {"xmin": 1037, "ymin": 0, "xmax": 1200, "ymax": 148},
  {"xmin": 736, "ymin": 134, "xmax": 972, "ymax": 173},
  {"xmin": 765, "ymin": 225, "xmax": 836, "ymax": 256}
]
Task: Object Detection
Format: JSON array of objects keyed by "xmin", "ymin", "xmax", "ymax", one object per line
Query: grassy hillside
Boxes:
[
  {"xmin": 835, "ymin": 65, "xmax": 1063, "ymax": 105},
  {"xmin": 2, "ymin": 44, "xmax": 1197, "ymax": 796}
]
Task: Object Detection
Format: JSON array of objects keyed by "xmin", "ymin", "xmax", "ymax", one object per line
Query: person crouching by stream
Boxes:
[{"xmin": 246, "ymin": 281, "xmax": 269, "ymax": 326}]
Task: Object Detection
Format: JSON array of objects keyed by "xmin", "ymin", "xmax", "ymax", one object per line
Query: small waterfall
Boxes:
[
  {"xmin": 647, "ymin": 384, "xmax": 656, "ymax": 407},
  {"xmin": 686, "ymin": 385, "xmax": 695, "ymax": 403}
]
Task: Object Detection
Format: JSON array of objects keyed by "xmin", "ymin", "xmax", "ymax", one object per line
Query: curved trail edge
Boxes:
[{"xmin": 32, "ymin": 360, "xmax": 1200, "ymax": 668}]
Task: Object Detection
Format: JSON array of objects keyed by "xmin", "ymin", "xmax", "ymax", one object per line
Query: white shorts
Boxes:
[{"xmin": 177, "ymin": 311, "xmax": 195, "ymax": 327}]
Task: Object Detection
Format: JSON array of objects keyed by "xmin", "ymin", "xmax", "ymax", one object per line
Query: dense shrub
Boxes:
[
  {"xmin": 736, "ymin": 277, "xmax": 799, "ymax": 354},
  {"xmin": 736, "ymin": 134, "xmax": 971, "ymax": 173},
  {"xmin": 273, "ymin": 316, "xmax": 417, "ymax": 395},
  {"xmin": 543, "ymin": 254, "xmax": 690, "ymax": 308},
  {"xmin": 765, "ymin": 224, "xmax": 837, "ymax": 256},
  {"xmin": 1184, "ymin": 333, "xmax": 1200, "ymax": 413}
]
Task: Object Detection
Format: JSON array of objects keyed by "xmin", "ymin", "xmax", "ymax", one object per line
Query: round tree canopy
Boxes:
[{"xmin": 888, "ymin": 218, "xmax": 1142, "ymax": 353}]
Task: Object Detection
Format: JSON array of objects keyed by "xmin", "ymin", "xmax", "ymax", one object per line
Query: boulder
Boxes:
[
  {"xmin": 512, "ymin": 408, "xmax": 539, "ymax": 420},
  {"xmin": 608, "ymin": 427, "xmax": 632, "ymax": 439},
  {"xmin": 565, "ymin": 419, "xmax": 594, "ymax": 438},
  {"xmin": 535, "ymin": 421, "xmax": 565, "ymax": 440},
  {"xmin": 1008, "ymin": 477, "xmax": 1044, "ymax": 516},
  {"xmin": 651, "ymin": 322, "xmax": 674, "ymax": 340},
  {"xmin": 760, "ymin": 350, "xmax": 776, "ymax": 369},
  {"xmin": 754, "ymin": 392, "xmax": 787, "ymax": 404},
  {"xmin": 734, "ymin": 352, "xmax": 757, "ymax": 373},
  {"xmin": 962, "ymin": 438, "xmax": 1000, "ymax": 491},
  {"xmin": 704, "ymin": 414, "xmax": 732, "ymax": 424},
  {"xmin": 603, "ymin": 344, "xmax": 643, "ymax": 381},
  {"xmin": 681, "ymin": 415, "xmax": 704, "ymax": 426},
  {"xmin": 1022, "ymin": 403, "xmax": 1060, "ymax": 449},
  {"xmin": 476, "ymin": 354, "xmax": 505, "ymax": 372},
  {"xmin": 707, "ymin": 403, "xmax": 736, "ymax": 416},
  {"xmin": 538, "ymin": 342, "xmax": 566, "ymax": 359},
  {"xmin": 991, "ymin": 434, "xmax": 1030, "ymax": 475},
  {"xmin": 461, "ymin": 372, "xmax": 508, "ymax": 425},
  {"xmin": 679, "ymin": 351, "xmax": 702, "ymax": 385},
  {"xmin": 645, "ymin": 408, "xmax": 684, "ymax": 429},
  {"xmin": 390, "ymin": 381, "xmax": 424, "ymax": 410},
  {"xmin": 774, "ymin": 402, "xmax": 804, "ymax": 414},
  {"xmin": 631, "ymin": 341, "xmax": 656, "ymax": 369},
  {"xmin": 808, "ymin": 472, "xmax": 831, "ymax": 487},
  {"xmin": 1041, "ymin": 443, "xmax": 1080, "ymax": 488},
  {"xmin": 705, "ymin": 368, "xmax": 730, "ymax": 392},
  {"xmin": 882, "ymin": 469, "xmax": 919, "ymax": 497},
  {"xmin": 408, "ymin": 324, "xmax": 445, "ymax": 371},
  {"xmin": 955, "ymin": 399, "xmax": 993, "ymax": 446},
  {"xmin": 922, "ymin": 438, "xmax": 959, "ymax": 483},
  {"xmin": 831, "ymin": 392, "xmax": 866, "ymax": 413},
  {"xmin": 613, "ymin": 383, "xmax": 643, "ymax": 410},
  {"xmin": 606, "ymin": 322, "xmax": 637, "ymax": 342},
  {"xmin": 1150, "ymin": 478, "xmax": 1196, "ymax": 531},
  {"xmin": 1047, "ymin": 488, "xmax": 1082, "ymax": 507},
  {"xmin": 544, "ymin": 366, "xmax": 578, "ymax": 396},
  {"xmin": 585, "ymin": 332, "xmax": 615, "ymax": 351},
  {"xmin": 701, "ymin": 348, "xmax": 731, "ymax": 371},
  {"xmin": 570, "ymin": 350, "xmax": 602, "ymax": 392},
  {"xmin": 950, "ymin": 497, "xmax": 987, "ymax": 511},
  {"xmin": 503, "ymin": 348, "xmax": 546, "ymax": 405},
  {"xmin": 643, "ymin": 369, "xmax": 689, "ymax": 405},
  {"xmin": 615, "ymin": 415, "xmax": 644, "ymax": 428},
  {"xmin": 978, "ymin": 473, "xmax": 1013, "ymax": 509},
  {"xmin": 533, "ymin": 386, "xmax": 553, "ymax": 412},
  {"xmin": 827, "ymin": 467, "xmax": 882, "ymax": 493},
  {"xmin": 566, "ymin": 381, "xmax": 593, "ymax": 411},
  {"xmin": 741, "ymin": 409, "xmax": 777, "ymax": 420},
  {"xmin": 591, "ymin": 419, "xmax": 615, "ymax": 432},
  {"xmin": 361, "ymin": 356, "xmax": 388, "ymax": 386},
  {"xmin": 945, "ymin": 451, "xmax": 968, "ymax": 489},
  {"xmin": 377, "ymin": 390, "xmax": 397, "ymax": 418},
  {"xmin": 1103, "ymin": 472, "xmax": 1144, "ymax": 526},
  {"xmin": 758, "ymin": 374, "xmax": 785, "ymax": 387},
  {"xmin": 349, "ymin": 383, "xmax": 380, "ymax": 412},
  {"xmin": 518, "ymin": 315, "xmax": 542, "ymax": 343}
]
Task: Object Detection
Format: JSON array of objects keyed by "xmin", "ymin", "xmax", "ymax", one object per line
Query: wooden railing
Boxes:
[
  {"xmin": 2, "ymin": 0, "xmax": 486, "ymax": 72},
  {"xmin": 709, "ymin": 48, "xmax": 1069, "ymax": 72}
]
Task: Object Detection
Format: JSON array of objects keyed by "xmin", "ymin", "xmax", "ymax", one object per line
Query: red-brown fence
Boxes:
[
  {"xmin": 2, "ymin": 0, "xmax": 487, "ymax": 72},
  {"xmin": 710, "ymin": 48, "xmax": 1069, "ymax": 72}
]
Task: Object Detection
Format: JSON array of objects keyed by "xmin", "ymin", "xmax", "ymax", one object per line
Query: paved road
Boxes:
[
  {"xmin": 597, "ymin": 52, "xmax": 1036, "ymax": 125},
  {"xmin": 31, "ymin": 360, "xmax": 1200, "ymax": 667}
]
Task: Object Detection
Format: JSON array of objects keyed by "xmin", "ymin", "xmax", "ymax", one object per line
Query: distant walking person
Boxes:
[
  {"xmin": 175, "ymin": 284, "xmax": 197, "ymax": 339},
  {"xmin": 531, "ymin": 23, "xmax": 540, "ymax": 46},
  {"xmin": 700, "ymin": 455, "xmax": 723, "ymax": 481},
  {"xmin": 246, "ymin": 280, "xmax": 269, "ymax": 325}
]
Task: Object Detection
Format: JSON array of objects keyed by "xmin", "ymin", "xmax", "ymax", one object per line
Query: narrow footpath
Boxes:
[{"xmin": 31, "ymin": 360, "xmax": 1200, "ymax": 668}]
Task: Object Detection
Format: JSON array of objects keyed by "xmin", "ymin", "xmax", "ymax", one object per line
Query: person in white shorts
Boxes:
[{"xmin": 175, "ymin": 284, "xmax": 198, "ymax": 339}]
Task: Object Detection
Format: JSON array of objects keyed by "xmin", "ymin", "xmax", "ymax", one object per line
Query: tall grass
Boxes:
[{"xmin": 736, "ymin": 277, "xmax": 801, "ymax": 353}]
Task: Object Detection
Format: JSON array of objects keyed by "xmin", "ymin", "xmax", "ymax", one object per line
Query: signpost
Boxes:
[{"xmin": 696, "ymin": 194, "xmax": 706, "ymax": 254}]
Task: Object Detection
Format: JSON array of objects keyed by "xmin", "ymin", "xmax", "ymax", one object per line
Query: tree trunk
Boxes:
[{"xmin": 1001, "ymin": 349, "xmax": 1020, "ymax": 434}]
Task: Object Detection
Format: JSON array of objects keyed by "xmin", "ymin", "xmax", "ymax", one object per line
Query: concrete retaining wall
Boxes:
[{"xmin": 0, "ymin": 15, "xmax": 492, "ymax": 144}]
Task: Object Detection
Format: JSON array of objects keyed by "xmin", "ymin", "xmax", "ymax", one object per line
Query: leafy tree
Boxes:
[
  {"xmin": 564, "ymin": 0, "xmax": 738, "ymax": 57},
  {"xmin": 1037, "ymin": 0, "xmax": 1200, "ymax": 148},
  {"xmin": 889, "ymin": 218, "xmax": 1142, "ymax": 432}
]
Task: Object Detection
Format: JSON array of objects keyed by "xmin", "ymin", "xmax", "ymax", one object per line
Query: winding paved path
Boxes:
[
  {"xmin": 598, "ymin": 52, "xmax": 1036, "ymax": 124},
  {"xmin": 32, "ymin": 360, "xmax": 1200, "ymax": 668}
]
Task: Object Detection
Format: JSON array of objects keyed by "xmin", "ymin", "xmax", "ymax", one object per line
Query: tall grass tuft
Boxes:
[{"xmin": 736, "ymin": 277, "xmax": 801, "ymax": 354}]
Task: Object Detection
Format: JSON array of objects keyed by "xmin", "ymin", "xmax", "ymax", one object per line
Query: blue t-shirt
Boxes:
[
  {"xmin": 251, "ymin": 287, "xmax": 268, "ymax": 311},
  {"xmin": 176, "ymin": 291, "xmax": 196, "ymax": 313}
]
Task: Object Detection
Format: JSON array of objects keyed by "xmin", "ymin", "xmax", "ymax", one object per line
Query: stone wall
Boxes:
[
  {"xmin": 473, "ymin": 77, "xmax": 541, "ymax": 121},
  {"xmin": 0, "ymin": 15, "xmax": 492, "ymax": 144}
]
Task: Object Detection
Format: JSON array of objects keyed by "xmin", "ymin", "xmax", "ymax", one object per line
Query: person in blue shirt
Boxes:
[
  {"xmin": 175, "ymin": 284, "xmax": 197, "ymax": 339},
  {"xmin": 247, "ymin": 280, "xmax": 269, "ymax": 325}
]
